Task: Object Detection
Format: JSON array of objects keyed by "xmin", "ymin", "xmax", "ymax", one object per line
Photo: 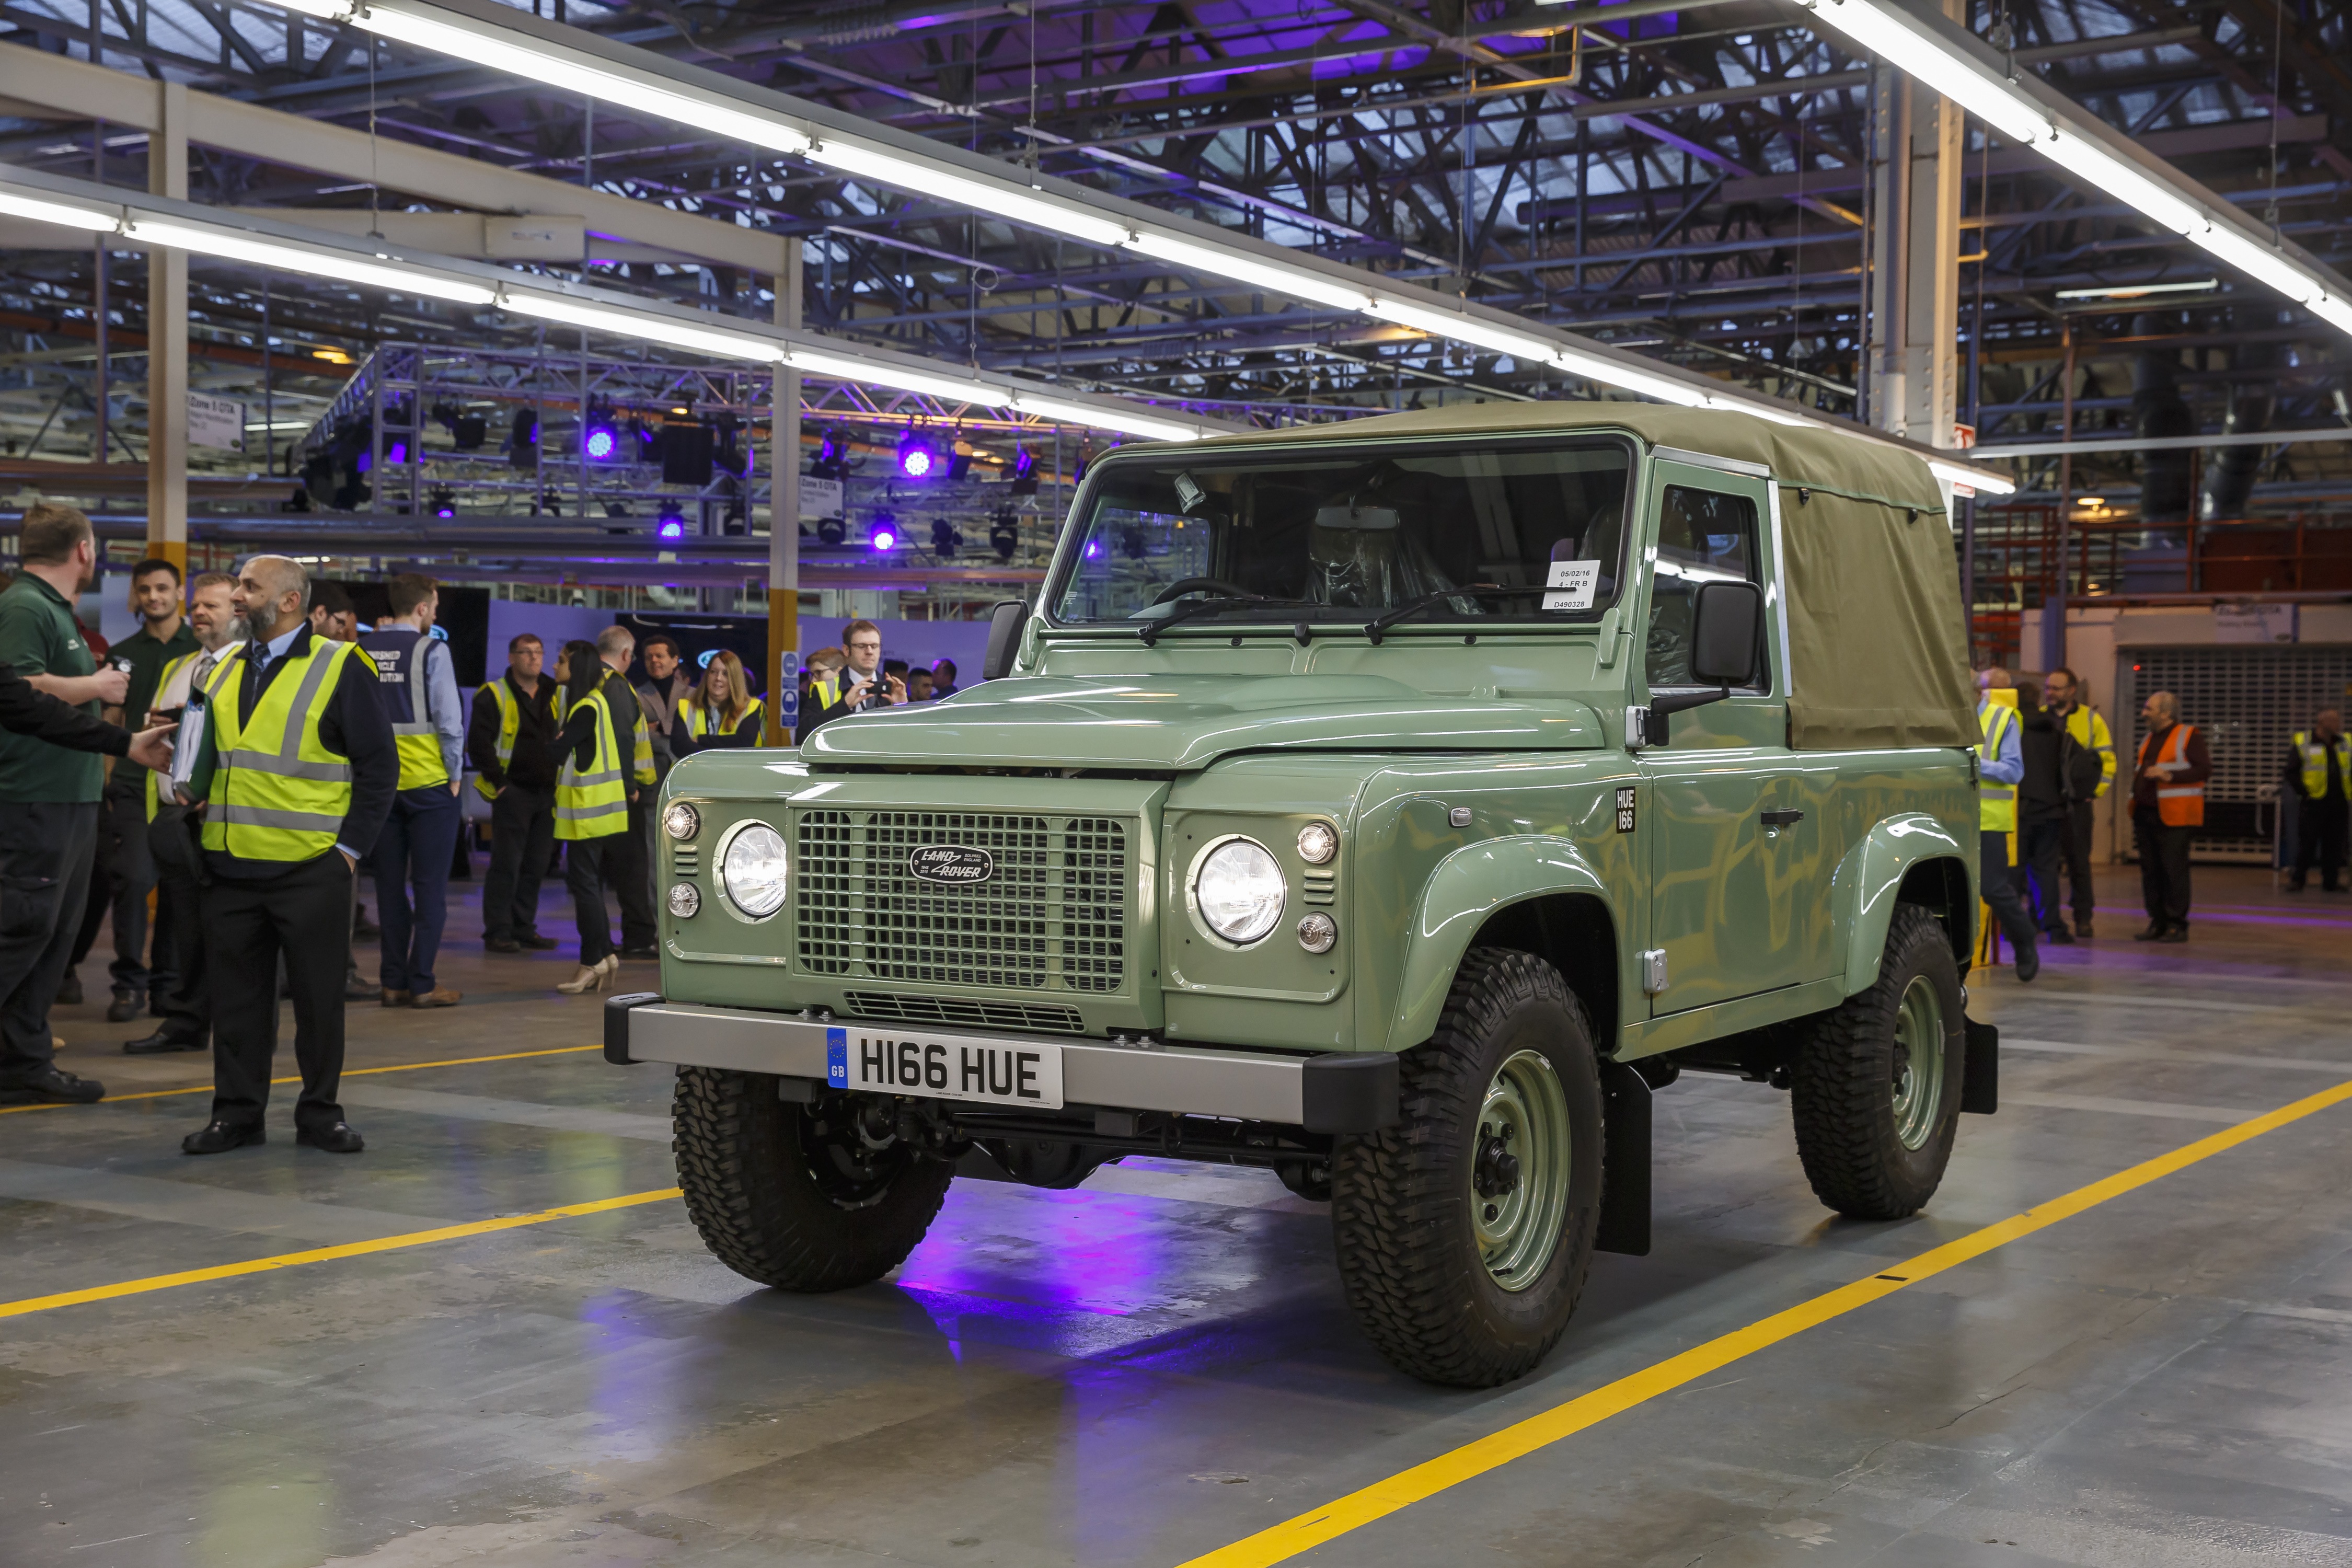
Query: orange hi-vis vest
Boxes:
[{"xmin": 2138, "ymin": 723, "xmax": 2205, "ymax": 827}]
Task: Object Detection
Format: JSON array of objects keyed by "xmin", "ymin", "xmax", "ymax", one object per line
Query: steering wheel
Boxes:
[{"xmin": 1151, "ymin": 577, "xmax": 1256, "ymax": 606}]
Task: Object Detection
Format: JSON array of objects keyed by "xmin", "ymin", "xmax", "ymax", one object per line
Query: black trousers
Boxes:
[
  {"xmin": 1979, "ymin": 828, "xmax": 2039, "ymax": 955},
  {"xmin": 101, "ymin": 785, "xmax": 164, "ymax": 997},
  {"xmin": 2061, "ymin": 799, "xmax": 2099, "ymax": 922},
  {"xmin": 2134, "ymin": 808, "xmax": 2194, "ymax": 927},
  {"xmin": 2019, "ymin": 813, "xmax": 2070, "ymax": 934},
  {"xmin": 563, "ymin": 833, "xmax": 619, "ymax": 965},
  {"xmin": 481, "ymin": 785, "xmax": 556, "ymax": 940},
  {"xmin": 2291, "ymin": 795, "xmax": 2348, "ymax": 889},
  {"xmin": 611, "ymin": 796, "xmax": 658, "ymax": 951},
  {"xmin": 0, "ymin": 800, "xmax": 98, "ymax": 1081},
  {"xmin": 203, "ymin": 852, "xmax": 354, "ymax": 1131},
  {"xmin": 147, "ymin": 804, "xmax": 210, "ymax": 1043}
]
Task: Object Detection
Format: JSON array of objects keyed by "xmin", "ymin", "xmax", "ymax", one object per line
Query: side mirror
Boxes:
[
  {"xmin": 1688, "ymin": 579, "xmax": 1764, "ymax": 687},
  {"xmin": 981, "ymin": 599, "xmax": 1029, "ymax": 682},
  {"xmin": 1635, "ymin": 579, "xmax": 1766, "ymax": 748}
]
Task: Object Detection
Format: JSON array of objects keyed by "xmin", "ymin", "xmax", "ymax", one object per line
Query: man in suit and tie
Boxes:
[
  {"xmin": 178, "ymin": 555, "xmax": 397, "ymax": 1155},
  {"xmin": 122, "ymin": 571, "xmax": 245, "ymax": 1056}
]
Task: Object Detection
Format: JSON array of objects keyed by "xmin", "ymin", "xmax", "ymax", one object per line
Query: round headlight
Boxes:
[
  {"xmin": 1297, "ymin": 912, "xmax": 1337, "ymax": 954},
  {"xmin": 663, "ymin": 801, "xmax": 700, "ymax": 841},
  {"xmin": 1296, "ymin": 821, "xmax": 1338, "ymax": 864},
  {"xmin": 720, "ymin": 823, "xmax": 789, "ymax": 919},
  {"xmin": 667, "ymin": 882, "xmax": 701, "ymax": 918},
  {"xmin": 1192, "ymin": 836, "xmax": 1285, "ymax": 945}
]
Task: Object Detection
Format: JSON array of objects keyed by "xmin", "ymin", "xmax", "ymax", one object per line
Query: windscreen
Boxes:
[{"xmin": 1050, "ymin": 437, "xmax": 1633, "ymax": 630}]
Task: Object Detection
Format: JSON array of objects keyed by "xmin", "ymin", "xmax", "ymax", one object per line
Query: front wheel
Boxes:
[
  {"xmin": 1790, "ymin": 903, "xmax": 1966, "ymax": 1219},
  {"xmin": 673, "ymin": 1067, "xmax": 953, "ymax": 1292},
  {"xmin": 1332, "ymin": 948, "xmax": 1604, "ymax": 1388}
]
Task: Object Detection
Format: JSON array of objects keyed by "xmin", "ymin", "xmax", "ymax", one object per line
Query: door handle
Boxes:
[{"xmin": 1760, "ymin": 809, "xmax": 1805, "ymax": 828}]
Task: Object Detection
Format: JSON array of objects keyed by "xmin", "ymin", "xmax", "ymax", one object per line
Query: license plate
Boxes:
[{"xmin": 825, "ymin": 1025, "xmax": 1064, "ymax": 1110}]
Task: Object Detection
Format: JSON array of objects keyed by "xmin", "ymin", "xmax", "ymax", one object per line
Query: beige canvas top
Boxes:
[{"xmin": 1187, "ymin": 402, "xmax": 1978, "ymax": 752}]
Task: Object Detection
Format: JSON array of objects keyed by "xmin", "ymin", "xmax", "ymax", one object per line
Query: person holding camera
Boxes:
[{"xmin": 798, "ymin": 619, "xmax": 904, "ymax": 742}]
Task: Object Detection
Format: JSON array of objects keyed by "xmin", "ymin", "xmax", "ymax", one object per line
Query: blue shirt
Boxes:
[{"xmin": 1978, "ymin": 700, "xmax": 2024, "ymax": 786}]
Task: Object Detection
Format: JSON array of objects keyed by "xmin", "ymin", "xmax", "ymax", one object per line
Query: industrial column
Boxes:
[
  {"xmin": 1865, "ymin": 0, "xmax": 1962, "ymax": 452},
  {"xmin": 765, "ymin": 238, "xmax": 802, "ymax": 746},
  {"xmin": 145, "ymin": 82, "xmax": 189, "ymax": 574}
]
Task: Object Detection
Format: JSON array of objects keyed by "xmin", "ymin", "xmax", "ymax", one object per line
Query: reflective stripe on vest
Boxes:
[
  {"xmin": 685, "ymin": 695, "xmax": 763, "ymax": 740},
  {"xmin": 145, "ymin": 646, "xmax": 198, "ymax": 823},
  {"xmin": 199, "ymin": 638, "xmax": 361, "ymax": 861},
  {"xmin": 359, "ymin": 628, "xmax": 451, "ymax": 791},
  {"xmin": 2138, "ymin": 724, "xmax": 2205, "ymax": 827},
  {"xmin": 555, "ymin": 687, "xmax": 628, "ymax": 840},
  {"xmin": 1977, "ymin": 699, "xmax": 2018, "ymax": 833},
  {"xmin": 2293, "ymin": 731, "xmax": 2349, "ymax": 800},
  {"xmin": 474, "ymin": 678, "xmax": 521, "ymax": 800}
]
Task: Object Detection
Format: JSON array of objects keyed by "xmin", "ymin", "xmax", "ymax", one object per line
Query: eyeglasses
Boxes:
[{"xmin": 848, "ymin": 639, "xmax": 882, "ymax": 653}]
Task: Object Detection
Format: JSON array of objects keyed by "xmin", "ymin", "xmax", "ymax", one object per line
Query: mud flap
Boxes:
[
  {"xmin": 1596, "ymin": 1059, "xmax": 1652, "ymax": 1257},
  {"xmin": 1962, "ymin": 1018, "xmax": 1999, "ymax": 1115}
]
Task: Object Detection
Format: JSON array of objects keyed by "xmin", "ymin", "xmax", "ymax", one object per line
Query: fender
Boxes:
[
  {"xmin": 1385, "ymin": 835, "xmax": 1619, "ymax": 1053},
  {"xmin": 1830, "ymin": 813, "xmax": 1970, "ymax": 995}
]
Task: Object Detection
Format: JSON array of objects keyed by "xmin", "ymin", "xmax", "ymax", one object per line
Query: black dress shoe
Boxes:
[
  {"xmin": 105, "ymin": 991, "xmax": 140, "ymax": 1022},
  {"xmin": 2158, "ymin": 923, "xmax": 2189, "ymax": 943},
  {"xmin": 2013, "ymin": 943, "xmax": 2040, "ymax": 983},
  {"xmin": 2, "ymin": 1066, "xmax": 103, "ymax": 1103},
  {"xmin": 296, "ymin": 1120, "xmax": 365, "ymax": 1154},
  {"xmin": 2133, "ymin": 920, "xmax": 2167, "ymax": 941},
  {"xmin": 124, "ymin": 1029, "xmax": 207, "ymax": 1055},
  {"xmin": 55, "ymin": 971, "xmax": 83, "ymax": 1006},
  {"xmin": 183, "ymin": 1119, "xmax": 264, "ymax": 1154},
  {"xmin": 517, "ymin": 932, "xmax": 560, "ymax": 950},
  {"xmin": 483, "ymin": 936, "xmax": 522, "ymax": 953},
  {"xmin": 2046, "ymin": 926, "xmax": 2075, "ymax": 946},
  {"xmin": 620, "ymin": 945, "xmax": 661, "ymax": 961},
  {"xmin": 2074, "ymin": 918, "xmax": 2094, "ymax": 940}
]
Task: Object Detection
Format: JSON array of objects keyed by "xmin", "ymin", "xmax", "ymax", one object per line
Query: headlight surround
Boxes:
[
  {"xmin": 663, "ymin": 800, "xmax": 701, "ymax": 841},
  {"xmin": 719, "ymin": 822, "xmax": 789, "ymax": 919},
  {"xmin": 1190, "ymin": 835, "xmax": 1286, "ymax": 946}
]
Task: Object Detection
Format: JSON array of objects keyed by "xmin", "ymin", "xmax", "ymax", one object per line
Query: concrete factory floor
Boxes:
[{"xmin": 5, "ymin": 866, "xmax": 2352, "ymax": 1568}]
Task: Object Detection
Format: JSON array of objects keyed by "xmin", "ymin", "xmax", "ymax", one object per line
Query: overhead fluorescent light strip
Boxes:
[
  {"xmin": 500, "ymin": 290, "xmax": 783, "ymax": 362},
  {"xmin": 1790, "ymin": 0, "xmax": 2352, "ymax": 339},
  {"xmin": 124, "ymin": 219, "xmax": 498, "ymax": 304},
  {"xmin": 0, "ymin": 191, "xmax": 119, "ymax": 231}
]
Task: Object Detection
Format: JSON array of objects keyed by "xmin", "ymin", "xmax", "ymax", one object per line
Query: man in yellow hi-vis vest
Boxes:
[
  {"xmin": 181, "ymin": 555, "xmax": 397, "ymax": 1156},
  {"xmin": 589, "ymin": 626, "xmax": 662, "ymax": 959},
  {"xmin": 2284, "ymin": 707, "xmax": 2348, "ymax": 893},
  {"xmin": 468, "ymin": 631, "xmax": 562, "ymax": 951},
  {"xmin": 1976, "ymin": 674, "xmax": 2040, "ymax": 982}
]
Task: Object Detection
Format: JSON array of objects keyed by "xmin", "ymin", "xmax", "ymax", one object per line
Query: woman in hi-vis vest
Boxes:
[
  {"xmin": 675, "ymin": 650, "xmax": 764, "ymax": 754},
  {"xmin": 550, "ymin": 640, "xmax": 630, "ymax": 993}
]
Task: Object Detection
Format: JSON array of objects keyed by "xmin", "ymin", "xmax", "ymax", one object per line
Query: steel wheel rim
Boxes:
[
  {"xmin": 1890, "ymin": 975, "xmax": 1946, "ymax": 1151},
  {"xmin": 1470, "ymin": 1049, "xmax": 1571, "ymax": 1292}
]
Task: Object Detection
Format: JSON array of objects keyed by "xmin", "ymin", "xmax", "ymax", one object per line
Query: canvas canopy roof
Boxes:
[{"xmin": 1188, "ymin": 402, "xmax": 1979, "ymax": 752}]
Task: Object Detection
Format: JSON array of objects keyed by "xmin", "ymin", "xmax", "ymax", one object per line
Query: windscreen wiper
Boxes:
[
  {"xmin": 1361, "ymin": 584, "xmax": 1518, "ymax": 644},
  {"xmin": 1134, "ymin": 596, "xmax": 1324, "ymax": 646}
]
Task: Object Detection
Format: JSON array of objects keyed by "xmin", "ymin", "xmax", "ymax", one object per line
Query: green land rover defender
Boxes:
[{"xmin": 606, "ymin": 401, "xmax": 1999, "ymax": 1388}]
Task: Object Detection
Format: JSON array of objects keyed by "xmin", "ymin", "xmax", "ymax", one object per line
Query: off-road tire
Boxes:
[
  {"xmin": 1790, "ymin": 903, "xmax": 1966, "ymax": 1220},
  {"xmin": 673, "ymin": 1066, "xmax": 952, "ymax": 1292},
  {"xmin": 1331, "ymin": 948, "xmax": 1605, "ymax": 1388}
]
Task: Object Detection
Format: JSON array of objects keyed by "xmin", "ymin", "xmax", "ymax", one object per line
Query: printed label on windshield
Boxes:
[{"xmin": 1543, "ymin": 559, "xmax": 1600, "ymax": 612}]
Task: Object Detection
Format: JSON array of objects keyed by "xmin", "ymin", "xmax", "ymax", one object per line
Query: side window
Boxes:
[{"xmin": 1645, "ymin": 485, "xmax": 1765, "ymax": 690}]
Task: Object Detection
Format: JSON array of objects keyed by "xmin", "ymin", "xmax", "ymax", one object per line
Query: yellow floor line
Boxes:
[
  {"xmin": 1177, "ymin": 1076, "xmax": 2352, "ymax": 1568},
  {"xmin": 0, "ymin": 1044, "xmax": 603, "ymax": 1116},
  {"xmin": 0, "ymin": 1186, "xmax": 682, "ymax": 1320}
]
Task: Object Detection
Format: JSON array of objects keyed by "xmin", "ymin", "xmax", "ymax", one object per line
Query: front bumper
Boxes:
[{"xmin": 605, "ymin": 993, "xmax": 1398, "ymax": 1134}]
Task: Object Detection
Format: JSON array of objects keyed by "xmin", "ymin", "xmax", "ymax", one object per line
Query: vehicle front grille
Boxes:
[
  {"xmin": 842, "ymin": 991, "xmax": 1088, "ymax": 1035},
  {"xmin": 792, "ymin": 809, "xmax": 1131, "ymax": 996}
]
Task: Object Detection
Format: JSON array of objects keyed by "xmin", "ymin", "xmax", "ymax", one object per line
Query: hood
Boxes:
[{"xmin": 802, "ymin": 673, "xmax": 1605, "ymax": 771}]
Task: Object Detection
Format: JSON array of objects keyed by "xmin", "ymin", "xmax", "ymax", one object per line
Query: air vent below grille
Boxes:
[{"xmin": 842, "ymin": 991, "xmax": 1087, "ymax": 1035}]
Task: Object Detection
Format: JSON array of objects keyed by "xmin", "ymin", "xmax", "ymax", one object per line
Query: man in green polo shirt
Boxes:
[
  {"xmin": 0, "ymin": 502, "xmax": 129, "ymax": 1103},
  {"xmin": 80, "ymin": 557, "xmax": 196, "ymax": 1023}
]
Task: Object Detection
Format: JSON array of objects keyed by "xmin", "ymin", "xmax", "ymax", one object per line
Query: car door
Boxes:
[{"xmin": 1637, "ymin": 452, "xmax": 1819, "ymax": 1016}]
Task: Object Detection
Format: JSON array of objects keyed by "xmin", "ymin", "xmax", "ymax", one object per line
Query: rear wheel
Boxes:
[
  {"xmin": 1332, "ymin": 948, "xmax": 1604, "ymax": 1387},
  {"xmin": 673, "ymin": 1067, "xmax": 952, "ymax": 1291},
  {"xmin": 1790, "ymin": 904, "xmax": 1966, "ymax": 1219}
]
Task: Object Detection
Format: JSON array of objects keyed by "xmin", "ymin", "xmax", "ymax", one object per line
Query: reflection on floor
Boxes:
[{"xmin": 3, "ymin": 866, "xmax": 2350, "ymax": 1566}]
